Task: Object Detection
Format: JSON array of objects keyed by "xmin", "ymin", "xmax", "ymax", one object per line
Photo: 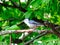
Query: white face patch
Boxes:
[{"xmin": 24, "ymin": 19, "xmax": 29, "ymax": 22}]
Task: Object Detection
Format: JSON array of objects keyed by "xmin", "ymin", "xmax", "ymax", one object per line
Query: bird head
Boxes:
[
  {"xmin": 23, "ymin": 18, "xmax": 29, "ymax": 23},
  {"xmin": 23, "ymin": 19, "xmax": 30, "ymax": 27}
]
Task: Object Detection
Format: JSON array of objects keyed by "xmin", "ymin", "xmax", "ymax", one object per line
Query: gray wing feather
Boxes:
[{"xmin": 29, "ymin": 20, "xmax": 41, "ymax": 26}]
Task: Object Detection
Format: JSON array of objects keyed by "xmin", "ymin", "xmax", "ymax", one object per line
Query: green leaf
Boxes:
[
  {"xmin": 5, "ymin": 25, "xmax": 20, "ymax": 30},
  {"xmin": 24, "ymin": 11, "xmax": 32, "ymax": 18}
]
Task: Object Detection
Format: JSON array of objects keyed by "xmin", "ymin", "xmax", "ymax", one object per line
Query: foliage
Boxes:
[{"xmin": 0, "ymin": 0, "xmax": 60, "ymax": 45}]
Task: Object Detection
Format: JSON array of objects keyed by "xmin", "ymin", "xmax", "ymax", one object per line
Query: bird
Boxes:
[
  {"xmin": 19, "ymin": 18, "xmax": 43, "ymax": 41},
  {"xmin": 23, "ymin": 18, "xmax": 43, "ymax": 29}
]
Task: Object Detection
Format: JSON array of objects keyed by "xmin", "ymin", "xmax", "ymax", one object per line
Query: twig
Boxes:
[
  {"xmin": 9, "ymin": 0, "xmax": 27, "ymax": 12},
  {"xmin": 10, "ymin": 35, "xmax": 11, "ymax": 45},
  {"xmin": 24, "ymin": 31, "xmax": 48, "ymax": 45},
  {"xmin": 9, "ymin": 0, "xmax": 19, "ymax": 8},
  {"xmin": 24, "ymin": 30, "xmax": 54, "ymax": 45},
  {"xmin": 25, "ymin": 0, "xmax": 32, "ymax": 8}
]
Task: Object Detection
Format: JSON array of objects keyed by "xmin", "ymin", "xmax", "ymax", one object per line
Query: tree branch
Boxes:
[
  {"xmin": 0, "ymin": 3, "xmax": 15, "ymax": 8},
  {"xmin": 11, "ymin": 30, "xmax": 53, "ymax": 44},
  {"xmin": 24, "ymin": 30, "xmax": 54, "ymax": 45},
  {"xmin": 33, "ymin": 18, "xmax": 60, "ymax": 37},
  {"xmin": 0, "ymin": 29, "xmax": 53, "ymax": 35},
  {"xmin": 0, "ymin": 29, "xmax": 53, "ymax": 44},
  {"xmin": 0, "ymin": 29, "xmax": 33, "ymax": 35},
  {"xmin": 43, "ymin": 22, "xmax": 60, "ymax": 37},
  {"xmin": 0, "ymin": 2, "xmax": 27, "ymax": 12}
]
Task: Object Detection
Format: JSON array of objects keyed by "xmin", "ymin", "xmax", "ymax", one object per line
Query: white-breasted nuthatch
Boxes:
[{"xmin": 23, "ymin": 18, "xmax": 43, "ymax": 29}]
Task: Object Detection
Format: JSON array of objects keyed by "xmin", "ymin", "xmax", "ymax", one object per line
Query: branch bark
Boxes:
[
  {"xmin": 0, "ymin": 29, "xmax": 33, "ymax": 35},
  {"xmin": 0, "ymin": 29, "xmax": 53, "ymax": 35}
]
